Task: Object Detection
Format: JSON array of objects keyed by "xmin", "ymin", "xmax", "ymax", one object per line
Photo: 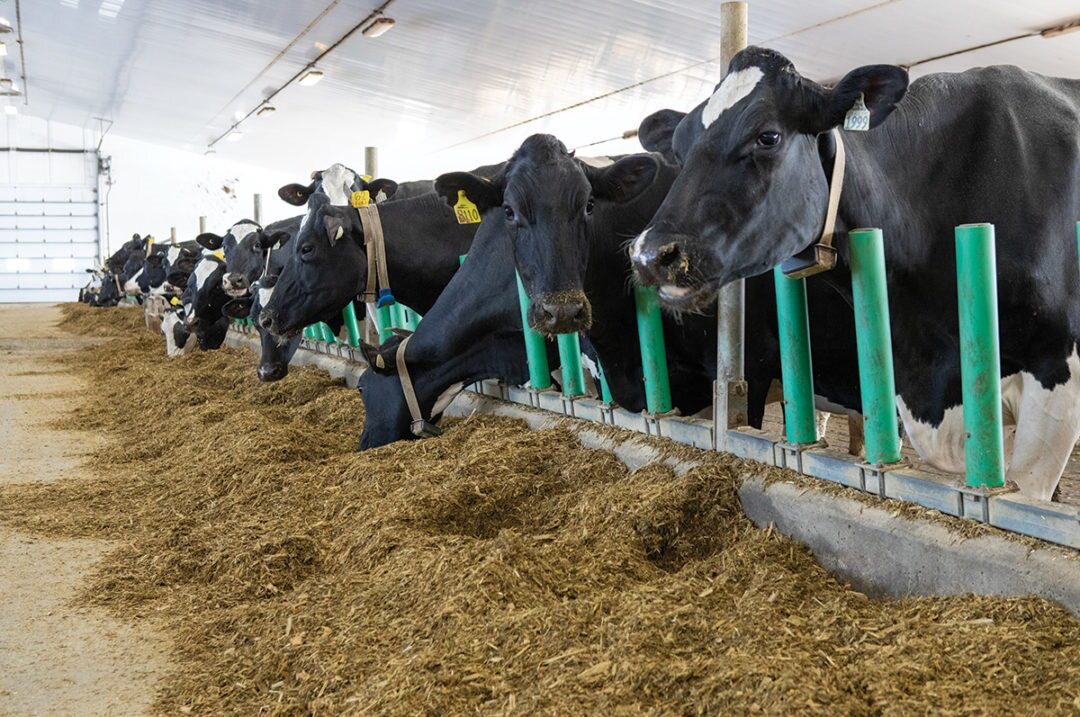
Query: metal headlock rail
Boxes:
[
  {"xmin": 230, "ymin": 219, "xmax": 1080, "ymax": 551},
  {"xmin": 225, "ymin": 4, "xmax": 1078, "ymax": 551}
]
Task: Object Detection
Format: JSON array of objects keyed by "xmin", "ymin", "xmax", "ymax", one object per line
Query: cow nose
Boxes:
[
  {"xmin": 258, "ymin": 308, "xmax": 276, "ymax": 331},
  {"xmin": 539, "ymin": 300, "xmax": 587, "ymax": 333},
  {"xmin": 632, "ymin": 234, "xmax": 688, "ymax": 286},
  {"xmin": 257, "ymin": 363, "xmax": 287, "ymax": 382}
]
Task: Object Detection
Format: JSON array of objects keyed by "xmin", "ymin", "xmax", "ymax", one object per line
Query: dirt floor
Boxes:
[
  {"xmin": 0, "ymin": 303, "xmax": 169, "ymax": 716},
  {"xmin": 0, "ymin": 303, "xmax": 1075, "ymax": 716}
]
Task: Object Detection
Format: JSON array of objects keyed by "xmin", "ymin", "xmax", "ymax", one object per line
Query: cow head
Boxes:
[
  {"xmin": 278, "ymin": 163, "xmax": 398, "ymax": 208},
  {"xmin": 630, "ymin": 47, "xmax": 907, "ymax": 311},
  {"xmin": 221, "ymin": 225, "xmax": 290, "ymax": 299},
  {"xmin": 261, "ymin": 164, "xmax": 399, "ymax": 337},
  {"xmin": 434, "ymin": 135, "xmax": 657, "ymax": 335}
]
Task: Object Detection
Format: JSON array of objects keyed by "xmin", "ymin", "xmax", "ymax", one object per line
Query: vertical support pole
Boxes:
[
  {"xmin": 596, "ymin": 359, "xmax": 614, "ymax": 405},
  {"xmin": 253, "ymin": 194, "xmax": 263, "ymax": 225},
  {"xmin": 849, "ymin": 228, "xmax": 902, "ymax": 465},
  {"xmin": 773, "ymin": 266, "xmax": 817, "ymax": 444},
  {"xmin": 198, "ymin": 216, "xmax": 206, "ymax": 234},
  {"xmin": 365, "ymin": 146, "xmax": 378, "ymax": 178},
  {"xmin": 342, "ymin": 302, "xmax": 361, "ymax": 347},
  {"xmin": 515, "ymin": 273, "xmax": 553, "ymax": 390},
  {"xmin": 319, "ymin": 322, "xmax": 337, "ymax": 343},
  {"xmin": 955, "ymin": 223, "xmax": 1005, "ymax": 488},
  {"xmin": 376, "ymin": 304, "xmax": 393, "ymax": 344},
  {"xmin": 303, "ymin": 326, "xmax": 315, "ymax": 340},
  {"xmin": 556, "ymin": 334, "xmax": 586, "ymax": 397},
  {"xmin": 169, "ymin": 226, "xmax": 177, "ymax": 242},
  {"xmin": 633, "ymin": 284, "xmax": 673, "ymax": 414},
  {"xmin": 713, "ymin": 0, "xmax": 750, "ymax": 448},
  {"xmin": 1076, "ymin": 221, "xmax": 1080, "ymax": 278}
]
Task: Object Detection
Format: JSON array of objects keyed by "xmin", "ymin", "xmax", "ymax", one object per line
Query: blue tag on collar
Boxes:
[{"xmin": 375, "ymin": 288, "xmax": 396, "ymax": 308}]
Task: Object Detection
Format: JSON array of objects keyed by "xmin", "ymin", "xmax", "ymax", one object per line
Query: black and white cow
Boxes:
[{"xmin": 631, "ymin": 46, "xmax": 1080, "ymax": 500}]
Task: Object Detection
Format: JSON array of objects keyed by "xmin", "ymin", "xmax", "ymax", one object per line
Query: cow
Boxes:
[
  {"xmin": 630, "ymin": 46, "xmax": 1080, "ymax": 500},
  {"xmin": 260, "ymin": 189, "xmax": 479, "ymax": 340}
]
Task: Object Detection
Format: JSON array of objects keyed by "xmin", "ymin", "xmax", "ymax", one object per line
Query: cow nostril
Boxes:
[
  {"xmin": 655, "ymin": 242, "xmax": 683, "ymax": 270},
  {"xmin": 258, "ymin": 309, "xmax": 275, "ymax": 330}
]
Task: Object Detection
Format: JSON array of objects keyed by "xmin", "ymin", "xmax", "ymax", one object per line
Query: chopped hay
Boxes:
[{"xmin": 0, "ymin": 303, "xmax": 1076, "ymax": 715}]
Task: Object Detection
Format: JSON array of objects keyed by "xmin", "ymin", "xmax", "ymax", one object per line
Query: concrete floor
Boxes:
[{"xmin": 0, "ymin": 303, "xmax": 168, "ymax": 717}]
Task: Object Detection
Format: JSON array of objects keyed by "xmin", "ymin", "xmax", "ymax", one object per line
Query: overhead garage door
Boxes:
[{"xmin": 0, "ymin": 149, "xmax": 100, "ymax": 303}]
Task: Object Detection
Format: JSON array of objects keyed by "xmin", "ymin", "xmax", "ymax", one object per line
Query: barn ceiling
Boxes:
[{"xmin": 10, "ymin": 0, "xmax": 1080, "ymax": 179}]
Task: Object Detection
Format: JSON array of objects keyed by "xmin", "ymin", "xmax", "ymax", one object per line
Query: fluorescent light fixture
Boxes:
[
  {"xmin": 61, "ymin": 0, "xmax": 81, "ymax": 7},
  {"xmin": 298, "ymin": 69, "xmax": 324, "ymax": 87},
  {"xmin": 0, "ymin": 43, "xmax": 7, "ymax": 57},
  {"xmin": 0, "ymin": 17, "xmax": 11, "ymax": 32},
  {"xmin": 256, "ymin": 104, "xmax": 276, "ymax": 116},
  {"xmin": 1041, "ymin": 19, "xmax": 1080, "ymax": 38},
  {"xmin": 226, "ymin": 131, "xmax": 243, "ymax": 142},
  {"xmin": 4, "ymin": 105, "xmax": 16, "ymax": 115},
  {"xmin": 362, "ymin": 16, "xmax": 395, "ymax": 38},
  {"xmin": 98, "ymin": 0, "xmax": 125, "ymax": 18}
]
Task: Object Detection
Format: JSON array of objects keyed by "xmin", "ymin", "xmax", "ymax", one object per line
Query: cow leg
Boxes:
[
  {"xmin": 896, "ymin": 397, "xmax": 967, "ymax": 474},
  {"xmin": 846, "ymin": 414, "xmax": 864, "ymax": 458},
  {"xmin": 1005, "ymin": 357, "xmax": 1080, "ymax": 501}
]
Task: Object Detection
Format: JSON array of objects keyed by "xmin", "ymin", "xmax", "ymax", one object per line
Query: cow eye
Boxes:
[
  {"xmin": 300, "ymin": 244, "xmax": 315, "ymax": 257},
  {"xmin": 585, "ymin": 198, "xmax": 595, "ymax": 216},
  {"xmin": 503, "ymin": 205, "xmax": 516, "ymax": 222},
  {"xmin": 757, "ymin": 131, "xmax": 782, "ymax": 147}
]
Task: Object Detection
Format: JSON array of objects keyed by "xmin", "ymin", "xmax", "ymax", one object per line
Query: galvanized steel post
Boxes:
[
  {"xmin": 955, "ymin": 223, "xmax": 1005, "ymax": 488},
  {"xmin": 253, "ymin": 194, "xmax": 262, "ymax": 225},
  {"xmin": 849, "ymin": 228, "xmax": 902, "ymax": 465},
  {"xmin": 342, "ymin": 302, "xmax": 362, "ymax": 347},
  {"xmin": 633, "ymin": 284, "xmax": 673, "ymax": 414},
  {"xmin": 365, "ymin": 146, "xmax": 378, "ymax": 178},
  {"xmin": 198, "ymin": 216, "xmax": 206, "ymax": 234},
  {"xmin": 713, "ymin": 0, "xmax": 750, "ymax": 448},
  {"xmin": 516, "ymin": 273, "xmax": 552, "ymax": 390},
  {"xmin": 773, "ymin": 266, "xmax": 817, "ymax": 444},
  {"xmin": 169, "ymin": 226, "xmax": 177, "ymax": 242}
]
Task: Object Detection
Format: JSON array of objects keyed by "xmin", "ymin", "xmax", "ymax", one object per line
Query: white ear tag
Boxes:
[
  {"xmin": 335, "ymin": 225, "xmax": 344, "ymax": 241},
  {"xmin": 843, "ymin": 93, "xmax": 871, "ymax": 132}
]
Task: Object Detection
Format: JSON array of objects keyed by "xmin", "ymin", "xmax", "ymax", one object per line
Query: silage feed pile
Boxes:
[{"xmin": 0, "ymin": 303, "xmax": 1077, "ymax": 716}]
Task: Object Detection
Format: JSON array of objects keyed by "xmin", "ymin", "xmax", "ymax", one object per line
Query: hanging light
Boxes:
[
  {"xmin": 0, "ymin": 18, "xmax": 12, "ymax": 33},
  {"xmin": 362, "ymin": 14, "xmax": 395, "ymax": 38},
  {"xmin": 0, "ymin": 42, "xmax": 8, "ymax": 57},
  {"xmin": 226, "ymin": 131, "xmax": 243, "ymax": 142},
  {"xmin": 298, "ymin": 69, "xmax": 324, "ymax": 87},
  {"xmin": 256, "ymin": 104, "xmax": 276, "ymax": 116}
]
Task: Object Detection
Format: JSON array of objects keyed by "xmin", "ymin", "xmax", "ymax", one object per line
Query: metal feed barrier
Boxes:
[{"xmin": 228, "ymin": 220, "xmax": 1080, "ymax": 550}]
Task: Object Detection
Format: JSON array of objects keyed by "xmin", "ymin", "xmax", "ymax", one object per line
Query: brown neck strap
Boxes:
[
  {"xmin": 780, "ymin": 128, "xmax": 846, "ymax": 279},
  {"xmin": 394, "ymin": 335, "xmax": 442, "ymax": 438}
]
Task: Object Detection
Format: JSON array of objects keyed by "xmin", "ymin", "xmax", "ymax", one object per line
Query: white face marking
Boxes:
[
  {"xmin": 319, "ymin": 163, "xmax": 359, "ymax": 206},
  {"xmin": 192, "ymin": 257, "xmax": 219, "ymax": 291},
  {"xmin": 630, "ymin": 228, "xmax": 650, "ymax": 264},
  {"xmin": 228, "ymin": 221, "xmax": 259, "ymax": 245},
  {"xmin": 258, "ymin": 285, "xmax": 274, "ymax": 307},
  {"xmin": 123, "ymin": 268, "xmax": 143, "ymax": 294},
  {"xmin": 579, "ymin": 155, "xmax": 615, "ymax": 168},
  {"xmin": 701, "ymin": 66, "xmax": 764, "ymax": 128},
  {"xmin": 166, "ymin": 246, "xmax": 181, "ymax": 265}
]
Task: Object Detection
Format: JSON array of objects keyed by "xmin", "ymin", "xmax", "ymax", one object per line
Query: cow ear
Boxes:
[
  {"xmin": 637, "ymin": 109, "xmax": 685, "ymax": 159},
  {"xmin": 359, "ymin": 339, "xmax": 399, "ymax": 374},
  {"xmin": 367, "ymin": 178, "xmax": 398, "ymax": 203},
  {"xmin": 257, "ymin": 230, "xmax": 290, "ymax": 251},
  {"xmin": 433, "ymin": 172, "xmax": 503, "ymax": 212},
  {"xmin": 196, "ymin": 232, "xmax": 223, "ymax": 251},
  {"xmin": 324, "ymin": 214, "xmax": 345, "ymax": 246},
  {"xmin": 802, "ymin": 65, "xmax": 909, "ymax": 133},
  {"xmin": 221, "ymin": 296, "xmax": 254, "ymax": 320},
  {"xmin": 588, "ymin": 154, "xmax": 659, "ymax": 203},
  {"xmin": 279, "ymin": 182, "xmax": 314, "ymax": 206}
]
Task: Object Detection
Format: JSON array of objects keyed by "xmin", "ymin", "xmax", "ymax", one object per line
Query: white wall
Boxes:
[{"xmin": 99, "ymin": 134, "xmax": 302, "ymax": 255}]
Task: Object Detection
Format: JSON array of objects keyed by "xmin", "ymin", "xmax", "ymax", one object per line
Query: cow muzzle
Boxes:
[
  {"xmin": 223, "ymin": 272, "xmax": 250, "ymax": 298},
  {"xmin": 257, "ymin": 362, "xmax": 288, "ymax": 382},
  {"xmin": 528, "ymin": 291, "xmax": 592, "ymax": 335}
]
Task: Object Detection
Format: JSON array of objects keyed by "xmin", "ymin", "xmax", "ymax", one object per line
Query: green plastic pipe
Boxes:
[
  {"xmin": 515, "ymin": 272, "xmax": 552, "ymax": 390},
  {"xmin": 556, "ymin": 333, "xmax": 586, "ymax": 397},
  {"xmin": 375, "ymin": 304, "xmax": 393, "ymax": 344},
  {"xmin": 403, "ymin": 307, "xmax": 420, "ymax": 332},
  {"xmin": 596, "ymin": 358, "xmax": 613, "ymax": 405},
  {"xmin": 955, "ymin": 223, "xmax": 1005, "ymax": 489},
  {"xmin": 318, "ymin": 322, "xmax": 337, "ymax": 343},
  {"xmin": 389, "ymin": 302, "xmax": 406, "ymax": 329},
  {"xmin": 849, "ymin": 228, "xmax": 902, "ymax": 465},
  {"xmin": 1076, "ymin": 222, "xmax": 1079, "ymax": 277},
  {"xmin": 633, "ymin": 284, "xmax": 673, "ymax": 414},
  {"xmin": 303, "ymin": 326, "xmax": 316, "ymax": 340},
  {"xmin": 342, "ymin": 303, "xmax": 361, "ymax": 347},
  {"xmin": 773, "ymin": 266, "xmax": 817, "ymax": 444}
]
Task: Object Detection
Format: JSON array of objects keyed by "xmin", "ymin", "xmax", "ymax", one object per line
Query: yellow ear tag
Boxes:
[
  {"xmin": 361, "ymin": 175, "xmax": 373, "ymax": 182},
  {"xmin": 170, "ymin": 296, "xmax": 181, "ymax": 306},
  {"xmin": 213, "ymin": 250, "xmax": 225, "ymax": 260},
  {"xmin": 454, "ymin": 190, "xmax": 481, "ymax": 225},
  {"xmin": 351, "ymin": 190, "xmax": 371, "ymax": 207}
]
